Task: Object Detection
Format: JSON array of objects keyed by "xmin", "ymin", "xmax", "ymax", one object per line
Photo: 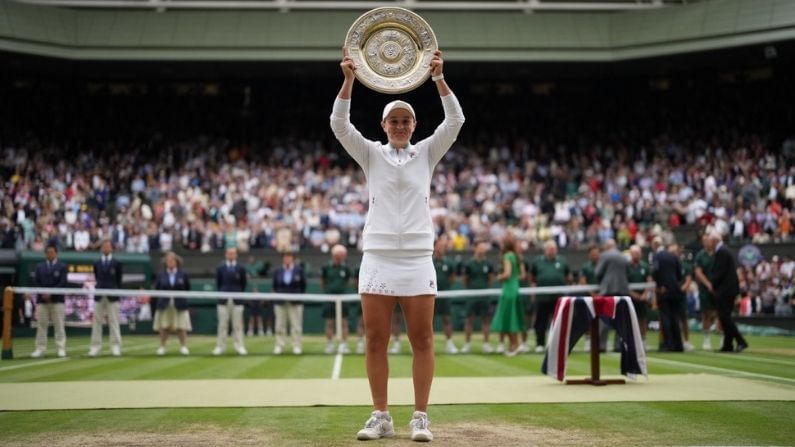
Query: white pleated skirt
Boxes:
[{"xmin": 358, "ymin": 251, "xmax": 437, "ymax": 297}]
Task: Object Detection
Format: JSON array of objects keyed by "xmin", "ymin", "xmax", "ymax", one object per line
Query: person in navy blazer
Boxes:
[
  {"xmin": 89, "ymin": 239, "xmax": 124, "ymax": 357},
  {"xmin": 213, "ymin": 247, "xmax": 248, "ymax": 356},
  {"xmin": 707, "ymin": 232, "xmax": 748, "ymax": 352},
  {"xmin": 31, "ymin": 243, "xmax": 69, "ymax": 358},
  {"xmin": 153, "ymin": 251, "xmax": 192, "ymax": 356},
  {"xmin": 651, "ymin": 237, "xmax": 684, "ymax": 352},
  {"xmin": 272, "ymin": 251, "xmax": 306, "ymax": 355}
]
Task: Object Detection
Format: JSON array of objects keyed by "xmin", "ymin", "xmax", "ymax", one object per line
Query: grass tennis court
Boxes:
[{"xmin": 0, "ymin": 332, "xmax": 793, "ymax": 446}]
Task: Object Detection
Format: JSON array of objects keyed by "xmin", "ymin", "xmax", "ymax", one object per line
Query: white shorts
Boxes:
[{"xmin": 358, "ymin": 251, "xmax": 437, "ymax": 297}]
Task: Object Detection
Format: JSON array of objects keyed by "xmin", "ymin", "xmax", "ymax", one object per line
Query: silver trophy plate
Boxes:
[{"xmin": 344, "ymin": 7, "xmax": 438, "ymax": 94}]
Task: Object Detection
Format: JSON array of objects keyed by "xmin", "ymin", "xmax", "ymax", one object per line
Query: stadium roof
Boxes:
[
  {"xmin": 1, "ymin": 0, "xmax": 793, "ymax": 62},
  {"xmin": 9, "ymin": 0, "xmax": 693, "ymax": 13}
]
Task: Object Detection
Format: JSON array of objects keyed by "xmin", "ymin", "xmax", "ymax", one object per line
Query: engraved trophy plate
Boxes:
[{"xmin": 344, "ymin": 7, "xmax": 438, "ymax": 94}]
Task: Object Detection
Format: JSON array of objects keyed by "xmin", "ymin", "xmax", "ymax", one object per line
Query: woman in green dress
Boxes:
[{"xmin": 490, "ymin": 236, "xmax": 525, "ymax": 356}]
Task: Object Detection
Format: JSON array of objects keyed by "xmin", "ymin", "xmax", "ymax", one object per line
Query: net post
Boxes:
[
  {"xmin": 335, "ymin": 297, "xmax": 343, "ymax": 344},
  {"xmin": 589, "ymin": 318, "xmax": 600, "ymax": 381},
  {"xmin": 2, "ymin": 287, "xmax": 13, "ymax": 360}
]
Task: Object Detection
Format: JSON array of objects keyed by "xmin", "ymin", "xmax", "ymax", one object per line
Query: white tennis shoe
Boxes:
[
  {"xmin": 356, "ymin": 411, "xmax": 395, "ymax": 440},
  {"xmin": 409, "ymin": 411, "xmax": 433, "ymax": 442},
  {"xmin": 444, "ymin": 339, "xmax": 459, "ymax": 354}
]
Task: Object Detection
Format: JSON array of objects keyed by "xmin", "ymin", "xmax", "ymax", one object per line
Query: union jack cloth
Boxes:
[{"xmin": 541, "ymin": 296, "xmax": 648, "ymax": 381}]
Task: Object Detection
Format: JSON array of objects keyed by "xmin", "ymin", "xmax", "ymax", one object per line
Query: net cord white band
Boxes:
[{"xmin": 9, "ymin": 283, "xmax": 655, "ymax": 303}]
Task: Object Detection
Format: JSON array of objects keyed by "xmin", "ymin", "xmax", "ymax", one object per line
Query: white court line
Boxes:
[
  {"xmin": 701, "ymin": 353, "xmax": 795, "ymax": 367},
  {"xmin": 331, "ymin": 352, "xmax": 343, "ymax": 380},
  {"xmin": 84, "ymin": 342, "xmax": 161, "ymax": 355},
  {"xmin": 0, "ymin": 342, "xmax": 160, "ymax": 372},
  {"xmin": 646, "ymin": 356, "xmax": 795, "ymax": 384},
  {"xmin": 13, "ymin": 342, "xmax": 92, "ymax": 352},
  {"xmin": 7, "ymin": 342, "xmax": 93, "ymax": 361},
  {"xmin": 9, "ymin": 340, "xmax": 146, "ymax": 356},
  {"xmin": 0, "ymin": 357, "xmax": 68, "ymax": 372}
]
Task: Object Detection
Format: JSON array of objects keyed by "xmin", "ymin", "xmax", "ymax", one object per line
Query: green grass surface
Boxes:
[
  {"xmin": 0, "ymin": 402, "xmax": 793, "ymax": 446},
  {"xmin": 0, "ymin": 331, "xmax": 793, "ymax": 445},
  {"xmin": 2, "ymin": 332, "xmax": 793, "ymax": 383}
]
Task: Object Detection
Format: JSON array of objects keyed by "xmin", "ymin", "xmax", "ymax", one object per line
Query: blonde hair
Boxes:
[{"xmin": 162, "ymin": 251, "xmax": 183, "ymax": 267}]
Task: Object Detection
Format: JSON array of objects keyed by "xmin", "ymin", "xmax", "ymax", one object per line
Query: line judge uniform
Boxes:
[
  {"xmin": 33, "ymin": 258, "xmax": 68, "ymax": 355},
  {"xmin": 272, "ymin": 263, "xmax": 307, "ymax": 352},
  {"xmin": 215, "ymin": 260, "xmax": 248, "ymax": 354},
  {"xmin": 153, "ymin": 268, "xmax": 192, "ymax": 332},
  {"xmin": 90, "ymin": 254, "xmax": 123, "ymax": 355}
]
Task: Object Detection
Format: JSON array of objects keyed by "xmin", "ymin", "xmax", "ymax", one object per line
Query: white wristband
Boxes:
[{"xmin": 431, "ymin": 74, "xmax": 444, "ymax": 82}]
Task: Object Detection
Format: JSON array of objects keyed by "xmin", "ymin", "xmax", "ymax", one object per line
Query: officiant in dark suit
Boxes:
[{"xmin": 707, "ymin": 232, "xmax": 748, "ymax": 352}]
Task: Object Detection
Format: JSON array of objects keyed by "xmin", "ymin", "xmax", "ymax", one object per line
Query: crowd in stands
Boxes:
[
  {"xmin": 739, "ymin": 255, "xmax": 795, "ymax": 316},
  {"xmin": 3, "ymin": 129, "xmax": 795, "ymax": 246},
  {"xmin": 1, "ymin": 73, "xmax": 794, "ymax": 315},
  {"xmin": 2, "ymin": 134, "xmax": 794, "ymax": 256}
]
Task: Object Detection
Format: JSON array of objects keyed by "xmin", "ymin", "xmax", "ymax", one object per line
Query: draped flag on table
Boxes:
[{"xmin": 541, "ymin": 296, "xmax": 647, "ymax": 381}]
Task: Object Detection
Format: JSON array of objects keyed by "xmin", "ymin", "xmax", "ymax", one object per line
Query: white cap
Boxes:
[{"xmin": 382, "ymin": 100, "xmax": 416, "ymax": 121}]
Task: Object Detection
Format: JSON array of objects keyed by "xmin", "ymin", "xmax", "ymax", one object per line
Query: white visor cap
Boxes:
[{"xmin": 382, "ymin": 100, "xmax": 416, "ymax": 121}]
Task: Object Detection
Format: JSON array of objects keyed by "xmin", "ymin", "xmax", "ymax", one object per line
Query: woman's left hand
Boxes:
[{"xmin": 430, "ymin": 50, "xmax": 443, "ymax": 77}]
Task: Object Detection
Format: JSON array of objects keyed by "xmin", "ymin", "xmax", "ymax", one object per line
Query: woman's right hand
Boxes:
[{"xmin": 340, "ymin": 47, "xmax": 356, "ymax": 80}]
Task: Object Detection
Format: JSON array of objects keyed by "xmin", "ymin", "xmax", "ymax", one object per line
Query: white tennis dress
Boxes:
[{"xmin": 330, "ymin": 93, "xmax": 465, "ymax": 296}]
